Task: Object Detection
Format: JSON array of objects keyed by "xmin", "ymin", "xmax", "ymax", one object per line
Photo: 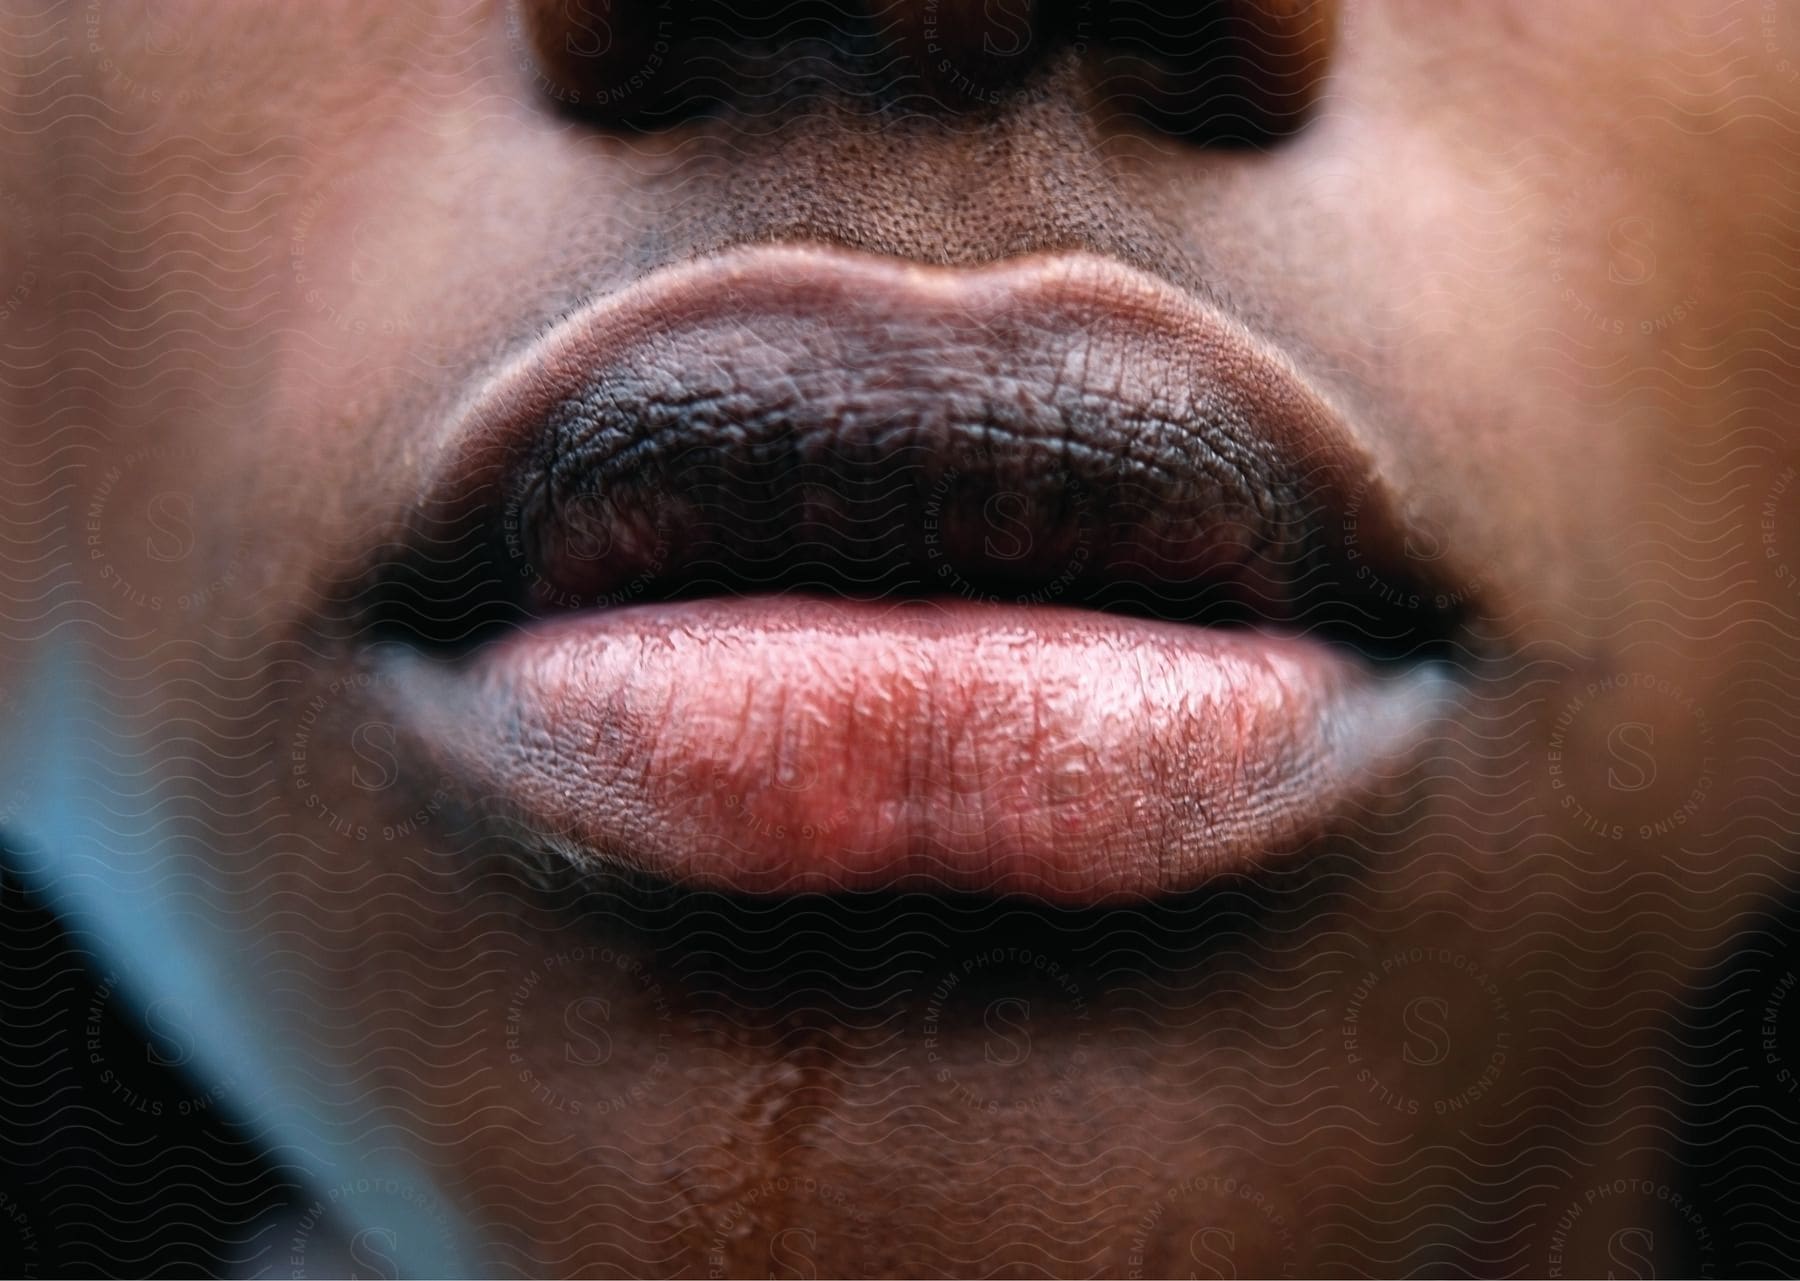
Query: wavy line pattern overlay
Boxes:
[{"xmin": 4, "ymin": 1, "xmax": 1800, "ymax": 1276}]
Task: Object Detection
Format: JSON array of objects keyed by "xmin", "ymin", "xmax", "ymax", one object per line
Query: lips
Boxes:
[{"xmin": 366, "ymin": 245, "xmax": 1463, "ymax": 902}]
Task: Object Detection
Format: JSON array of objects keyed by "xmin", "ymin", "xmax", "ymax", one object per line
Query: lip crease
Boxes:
[{"xmin": 379, "ymin": 244, "xmax": 1458, "ymax": 903}]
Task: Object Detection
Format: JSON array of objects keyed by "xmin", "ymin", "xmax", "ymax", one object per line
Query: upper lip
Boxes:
[{"xmin": 391, "ymin": 243, "xmax": 1456, "ymax": 656}]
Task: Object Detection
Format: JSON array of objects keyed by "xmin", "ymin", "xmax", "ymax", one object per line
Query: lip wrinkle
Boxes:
[
  {"xmin": 411, "ymin": 245, "xmax": 1452, "ymax": 646},
  {"xmin": 380, "ymin": 599, "xmax": 1452, "ymax": 900}
]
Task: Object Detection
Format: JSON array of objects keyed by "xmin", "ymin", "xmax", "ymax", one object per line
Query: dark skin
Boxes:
[{"xmin": 4, "ymin": 0, "xmax": 1800, "ymax": 1275}]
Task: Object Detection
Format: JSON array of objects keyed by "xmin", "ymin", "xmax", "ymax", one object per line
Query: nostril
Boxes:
[
  {"xmin": 508, "ymin": 0, "xmax": 1334, "ymax": 140},
  {"xmin": 877, "ymin": 0, "xmax": 1047, "ymax": 108},
  {"xmin": 1092, "ymin": 0, "xmax": 1337, "ymax": 145},
  {"xmin": 512, "ymin": 0, "xmax": 885, "ymax": 127},
  {"xmin": 511, "ymin": 0, "xmax": 685, "ymax": 123}
]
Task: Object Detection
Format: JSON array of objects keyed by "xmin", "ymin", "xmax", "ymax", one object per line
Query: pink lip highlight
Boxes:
[{"xmin": 387, "ymin": 597, "xmax": 1447, "ymax": 902}]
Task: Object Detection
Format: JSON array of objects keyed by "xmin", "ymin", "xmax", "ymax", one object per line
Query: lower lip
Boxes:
[{"xmin": 384, "ymin": 596, "xmax": 1449, "ymax": 902}]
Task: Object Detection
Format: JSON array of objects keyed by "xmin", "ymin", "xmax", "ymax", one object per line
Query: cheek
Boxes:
[
  {"xmin": 80, "ymin": 0, "xmax": 475, "ymax": 146},
  {"xmin": 1326, "ymin": 0, "xmax": 1758, "ymax": 352},
  {"xmin": 72, "ymin": 449, "xmax": 254, "ymax": 624},
  {"xmin": 1538, "ymin": 164, "xmax": 1716, "ymax": 347},
  {"xmin": 78, "ymin": 0, "xmax": 227, "ymax": 109},
  {"xmin": 286, "ymin": 163, "xmax": 440, "ymax": 349}
]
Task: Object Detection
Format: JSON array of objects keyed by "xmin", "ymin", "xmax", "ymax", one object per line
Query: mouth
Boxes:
[{"xmin": 358, "ymin": 245, "xmax": 1470, "ymax": 903}]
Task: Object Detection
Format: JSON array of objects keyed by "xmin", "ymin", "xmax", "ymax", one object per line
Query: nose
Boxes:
[{"xmin": 514, "ymin": 0, "xmax": 1337, "ymax": 145}]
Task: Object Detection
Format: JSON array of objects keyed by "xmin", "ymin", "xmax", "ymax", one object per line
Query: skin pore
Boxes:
[{"xmin": 4, "ymin": 0, "xmax": 1800, "ymax": 1274}]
